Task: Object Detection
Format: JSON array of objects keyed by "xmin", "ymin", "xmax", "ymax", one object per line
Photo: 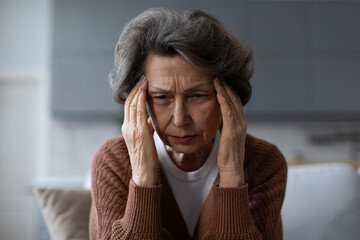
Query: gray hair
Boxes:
[{"xmin": 110, "ymin": 8, "xmax": 254, "ymax": 105}]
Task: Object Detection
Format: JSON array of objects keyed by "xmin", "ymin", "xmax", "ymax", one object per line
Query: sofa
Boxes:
[
  {"xmin": 282, "ymin": 162, "xmax": 360, "ymax": 240},
  {"xmin": 34, "ymin": 162, "xmax": 360, "ymax": 240}
]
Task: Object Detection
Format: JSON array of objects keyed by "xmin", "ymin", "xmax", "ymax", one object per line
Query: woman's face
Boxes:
[{"xmin": 145, "ymin": 53, "xmax": 222, "ymax": 155}]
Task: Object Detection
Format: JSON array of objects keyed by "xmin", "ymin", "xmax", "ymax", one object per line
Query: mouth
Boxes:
[{"xmin": 170, "ymin": 135, "xmax": 197, "ymax": 143}]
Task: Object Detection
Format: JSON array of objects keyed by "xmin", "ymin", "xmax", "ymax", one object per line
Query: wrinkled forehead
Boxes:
[
  {"xmin": 148, "ymin": 81, "xmax": 214, "ymax": 95},
  {"xmin": 145, "ymin": 53, "xmax": 213, "ymax": 91}
]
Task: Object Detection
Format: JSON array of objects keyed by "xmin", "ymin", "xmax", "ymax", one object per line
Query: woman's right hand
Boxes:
[{"xmin": 121, "ymin": 76, "xmax": 158, "ymax": 186}]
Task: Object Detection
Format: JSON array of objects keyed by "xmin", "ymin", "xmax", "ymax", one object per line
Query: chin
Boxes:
[
  {"xmin": 167, "ymin": 142, "xmax": 204, "ymax": 155},
  {"xmin": 159, "ymin": 132, "xmax": 214, "ymax": 154}
]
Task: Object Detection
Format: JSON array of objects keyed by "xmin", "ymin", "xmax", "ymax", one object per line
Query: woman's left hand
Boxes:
[{"xmin": 214, "ymin": 77, "xmax": 247, "ymax": 187}]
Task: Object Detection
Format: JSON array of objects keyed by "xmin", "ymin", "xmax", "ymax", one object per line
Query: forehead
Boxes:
[{"xmin": 145, "ymin": 53, "xmax": 212, "ymax": 88}]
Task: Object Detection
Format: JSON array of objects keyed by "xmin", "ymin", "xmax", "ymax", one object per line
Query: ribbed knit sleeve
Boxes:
[
  {"xmin": 201, "ymin": 137, "xmax": 287, "ymax": 240},
  {"xmin": 204, "ymin": 185, "xmax": 263, "ymax": 239},
  {"xmin": 112, "ymin": 180, "xmax": 172, "ymax": 239},
  {"xmin": 89, "ymin": 137, "xmax": 172, "ymax": 240}
]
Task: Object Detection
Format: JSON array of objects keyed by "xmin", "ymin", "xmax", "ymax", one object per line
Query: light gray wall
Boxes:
[
  {"xmin": 0, "ymin": 1, "xmax": 53, "ymax": 239},
  {"xmin": 0, "ymin": 0, "xmax": 51, "ymax": 72}
]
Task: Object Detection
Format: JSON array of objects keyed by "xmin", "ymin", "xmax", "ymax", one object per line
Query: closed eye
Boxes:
[
  {"xmin": 190, "ymin": 94, "xmax": 206, "ymax": 99},
  {"xmin": 152, "ymin": 95, "xmax": 172, "ymax": 104},
  {"xmin": 154, "ymin": 95, "xmax": 168, "ymax": 100}
]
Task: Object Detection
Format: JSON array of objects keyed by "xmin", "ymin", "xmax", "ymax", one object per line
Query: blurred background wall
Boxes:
[{"xmin": 0, "ymin": 0, "xmax": 359, "ymax": 239}]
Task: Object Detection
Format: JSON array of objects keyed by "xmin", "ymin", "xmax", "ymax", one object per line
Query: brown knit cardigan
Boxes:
[{"xmin": 89, "ymin": 134, "xmax": 287, "ymax": 240}]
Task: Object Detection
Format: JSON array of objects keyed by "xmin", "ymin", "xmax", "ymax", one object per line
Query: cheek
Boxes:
[
  {"xmin": 150, "ymin": 104, "xmax": 172, "ymax": 132},
  {"xmin": 194, "ymin": 100, "xmax": 222, "ymax": 131}
]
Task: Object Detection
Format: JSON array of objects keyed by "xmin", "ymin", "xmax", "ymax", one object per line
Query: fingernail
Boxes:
[
  {"xmin": 141, "ymin": 75, "xmax": 146, "ymax": 83},
  {"xmin": 219, "ymin": 89, "xmax": 223, "ymax": 97},
  {"xmin": 139, "ymin": 88, "xmax": 143, "ymax": 94}
]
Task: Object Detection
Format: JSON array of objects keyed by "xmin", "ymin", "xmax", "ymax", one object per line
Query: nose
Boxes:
[{"xmin": 172, "ymin": 98, "xmax": 191, "ymax": 127}]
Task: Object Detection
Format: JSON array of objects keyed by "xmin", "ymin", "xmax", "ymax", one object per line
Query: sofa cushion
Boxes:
[
  {"xmin": 34, "ymin": 187, "xmax": 91, "ymax": 240},
  {"xmin": 282, "ymin": 163, "xmax": 360, "ymax": 240}
]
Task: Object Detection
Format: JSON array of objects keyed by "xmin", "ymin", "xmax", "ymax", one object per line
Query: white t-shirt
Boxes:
[{"xmin": 153, "ymin": 131, "xmax": 219, "ymax": 237}]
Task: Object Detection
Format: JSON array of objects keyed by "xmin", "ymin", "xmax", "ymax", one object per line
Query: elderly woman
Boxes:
[{"xmin": 90, "ymin": 8, "xmax": 287, "ymax": 240}]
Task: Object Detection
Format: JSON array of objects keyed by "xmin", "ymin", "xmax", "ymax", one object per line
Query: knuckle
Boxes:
[
  {"xmin": 129, "ymin": 103, "xmax": 137, "ymax": 112},
  {"xmin": 136, "ymin": 107, "xmax": 143, "ymax": 116},
  {"xmin": 137, "ymin": 110, "xmax": 146, "ymax": 122}
]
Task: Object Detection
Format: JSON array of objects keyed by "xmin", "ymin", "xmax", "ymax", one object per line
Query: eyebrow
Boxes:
[{"xmin": 149, "ymin": 81, "xmax": 213, "ymax": 94}]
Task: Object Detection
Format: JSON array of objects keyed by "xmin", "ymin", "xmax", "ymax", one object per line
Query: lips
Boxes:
[{"xmin": 170, "ymin": 135, "xmax": 197, "ymax": 143}]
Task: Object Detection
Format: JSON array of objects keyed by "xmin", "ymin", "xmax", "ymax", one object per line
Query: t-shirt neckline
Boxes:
[{"xmin": 154, "ymin": 131, "xmax": 220, "ymax": 182}]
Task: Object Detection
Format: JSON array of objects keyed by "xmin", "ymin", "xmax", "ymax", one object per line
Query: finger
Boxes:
[
  {"xmin": 137, "ymin": 78, "xmax": 148, "ymax": 125},
  {"xmin": 222, "ymin": 82, "xmax": 245, "ymax": 119},
  {"xmin": 124, "ymin": 75, "xmax": 145, "ymax": 123},
  {"xmin": 214, "ymin": 77, "xmax": 232, "ymax": 106},
  {"xmin": 223, "ymin": 83, "xmax": 247, "ymax": 130},
  {"xmin": 223, "ymin": 82, "xmax": 241, "ymax": 108},
  {"xmin": 214, "ymin": 78, "xmax": 233, "ymax": 131},
  {"xmin": 129, "ymin": 86, "xmax": 141, "ymax": 126},
  {"xmin": 214, "ymin": 77, "xmax": 233, "ymax": 116},
  {"xmin": 214, "ymin": 77, "xmax": 247, "ymax": 130},
  {"xmin": 127, "ymin": 75, "xmax": 145, "ymax": 104},
  {"xmin": 215, "ymin": 78, "xmax": 241, "ymax": 117},
  {"xmin": 222, "ymin": 82, "xmax": 247, "ymax": 130}
]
